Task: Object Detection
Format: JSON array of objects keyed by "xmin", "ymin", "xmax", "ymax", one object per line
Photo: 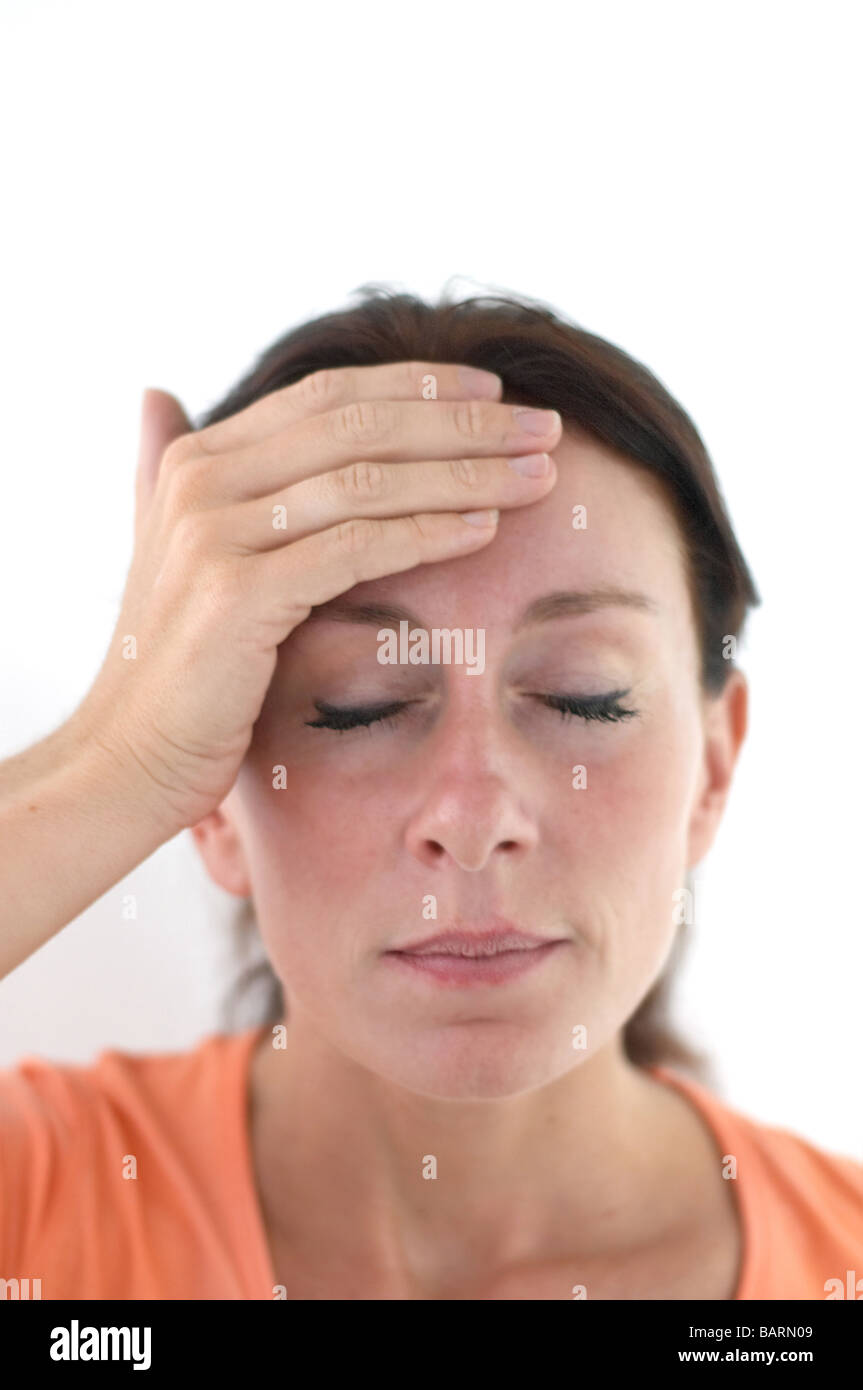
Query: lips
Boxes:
[
  {"xmin": 391, "ymin": 926, "xmax": 561, "ymax": 957},
  {"xmin": 384, "ymin": 929, "xmax": 567, "ymax": 988}
]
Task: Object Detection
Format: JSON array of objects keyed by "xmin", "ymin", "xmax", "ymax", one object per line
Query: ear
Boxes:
[
  {"xmin": 685, "ymin": 668, "xmax": 749, "ymax": 870},
  {"xmin": 189, "ymin": 800, "xmax": 252, "ymax": 896}
]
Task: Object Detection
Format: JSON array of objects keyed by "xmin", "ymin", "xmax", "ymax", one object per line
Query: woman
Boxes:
[{"xmin": 1, "ymin": 287, "xmax": 860, "ymax": 1301}]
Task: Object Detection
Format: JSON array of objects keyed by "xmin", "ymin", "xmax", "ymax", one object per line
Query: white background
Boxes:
[{"xmin": 0, "ymin": 1, "xmax": 860, "ymax": 1155}]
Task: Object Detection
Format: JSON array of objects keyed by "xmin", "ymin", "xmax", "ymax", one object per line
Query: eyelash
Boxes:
[{"xmin": 305, "ymin": 691, "xmax": 638, "ymax": 733}]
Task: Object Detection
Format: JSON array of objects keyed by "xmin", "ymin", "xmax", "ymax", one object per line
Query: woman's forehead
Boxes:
[{"xmin": 335, "ymin": 440, "xmax": 689, "ymax": 622}]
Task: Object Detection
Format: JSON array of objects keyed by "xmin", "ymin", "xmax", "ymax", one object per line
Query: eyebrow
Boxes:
[{"xmin": 303, "ymin": 587, "xmax": 660, "ymax": 631}]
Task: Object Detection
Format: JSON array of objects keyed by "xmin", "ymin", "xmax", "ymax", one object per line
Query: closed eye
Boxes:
[
  {"xmin": 540, "ymin": 691, "xmax": 638, "ymax": 723},
  {"xmin": 305, "ymin": 691, "xmax": 638, "ymax": 732},
  {"xmin": 305, "ymin": 698, "xmax": 409, "ymax": 732}
]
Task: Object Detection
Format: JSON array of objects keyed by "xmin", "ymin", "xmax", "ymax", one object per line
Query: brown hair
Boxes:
[{"xmin": 194, "ymin": 281, "xmax": 761, "ymax": 1086}]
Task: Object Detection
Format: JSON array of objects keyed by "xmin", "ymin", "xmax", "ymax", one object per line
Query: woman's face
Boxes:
[{"xmin": 218, "ymin": 428, "xmax": 743, "ymax": 1098}]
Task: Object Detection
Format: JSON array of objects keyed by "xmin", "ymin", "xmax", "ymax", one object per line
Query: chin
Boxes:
[{"xmin": 370, "ymin": 1025, "xmax": 583, "ymax": 1101}]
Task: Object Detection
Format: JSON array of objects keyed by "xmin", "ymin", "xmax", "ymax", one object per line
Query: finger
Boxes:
[
  {"xmin": 179, "ymin": 400, "xmax": 562, "ymax": 507},
  {"xmin": 134, "ymin": 388, "xmax": 194, "ymax": 542},
  {"xmin": 209, "ymin": 451, "xmax": 555, "ymax": 554},
  {"xmin": 248, "ymin": 509, "xmax": 502, "ymax": 631},
  {"xmin": 193, "ymin": 360, "xmax": 503, "ymax": 456}
]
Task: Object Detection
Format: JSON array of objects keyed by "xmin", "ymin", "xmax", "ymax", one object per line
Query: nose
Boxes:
[{"xmin": 403, "ymin": 710, "xmax": 539, "ymax": 872}]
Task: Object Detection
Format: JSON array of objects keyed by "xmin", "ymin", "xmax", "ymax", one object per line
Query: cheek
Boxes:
[
  {"xmin": 576, "ymin": 689, "xmax": 701, "ymax": 839},
  {"xmin": 236, "ymin": 752, "xmax": 389, "ymax": 906},
  {"xmin": 555, "ymin": 709, "xmax": 700, "ymax": 948}
]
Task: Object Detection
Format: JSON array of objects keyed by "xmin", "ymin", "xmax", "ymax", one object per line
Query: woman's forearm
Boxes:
[{"xmin": 0, "ymin": 718, "xmax": 178, "ymax": 980}]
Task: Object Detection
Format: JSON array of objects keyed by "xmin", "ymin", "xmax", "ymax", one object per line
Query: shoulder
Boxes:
[
  {"xmin": 0, "ymin": 1026, "xmax": 257, "ymax": 1134},
  {"xmin": 0, "ymin": 1025, "xmax": 273, "ymax": 1297},
  {"xmin": 651, "ymin": 1064, "xmax": 863, "ymax": 1298},
  {"xmin": 659, "ymin": 1066, "xmax": 863, "ymax": 1201},
  {"xmin": 0, "ymin": 1027, "xmax": 263, "ymax": 1249}
]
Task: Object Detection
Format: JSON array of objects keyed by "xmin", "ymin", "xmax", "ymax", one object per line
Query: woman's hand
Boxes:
[{"xmin": 74, "ymin": 363, "xmax": 561, "ymax": 835}]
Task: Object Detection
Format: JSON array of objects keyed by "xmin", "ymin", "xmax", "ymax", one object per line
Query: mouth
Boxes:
[{"xmin": 384, "ymin": 928, "xmax": 568, "ymax": 987}]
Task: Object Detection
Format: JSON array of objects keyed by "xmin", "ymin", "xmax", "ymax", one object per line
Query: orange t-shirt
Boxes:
[{"xmin": 1, "ymin": 1023, "xmax": 861, "ymax": 1300}]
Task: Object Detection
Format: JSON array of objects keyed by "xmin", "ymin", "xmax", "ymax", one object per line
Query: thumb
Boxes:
[{"xmin": 134, "ymin": 387, "xmax": 194, "ymax": 540}]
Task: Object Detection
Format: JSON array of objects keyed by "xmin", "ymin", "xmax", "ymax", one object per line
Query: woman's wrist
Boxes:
[
  {"xmin": 0, "ymin": 716, "xmax": 181, "ymax": 980},
  {"xmin": 65, "ymin": 709, "xmax": 190, "ymax": 845}
]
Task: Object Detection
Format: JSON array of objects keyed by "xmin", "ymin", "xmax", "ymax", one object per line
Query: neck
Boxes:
[{"xmin": 249, "ymin": 1009, "xmax": 702, "ymax": 1296}]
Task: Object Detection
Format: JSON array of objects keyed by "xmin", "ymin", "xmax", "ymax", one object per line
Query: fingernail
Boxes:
[
  {"xmin": 460, "ymin": 508, "xmax": 500, "ymax": 526},
  {"xmin": 512, "ymin": 407, "xmax": 561, "ymax": 435},
  {"xmin": 508, "ymin": 452, "xmax": 550, "ymax": 477},
  {"xmin": 457, "ymin": 366, "xmax": 502, "ymax": 397}
]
